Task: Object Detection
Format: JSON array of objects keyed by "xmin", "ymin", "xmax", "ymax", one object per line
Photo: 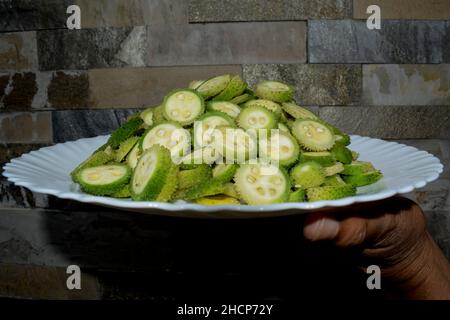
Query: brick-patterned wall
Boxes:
[{"xmin": 0, "ymin": 0, "xmax": 449, "ymax": 299}]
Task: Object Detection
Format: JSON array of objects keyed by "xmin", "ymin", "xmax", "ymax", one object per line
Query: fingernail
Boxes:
[{"xmin": 304, "ymin": 218, "xmax": 340, "ymax": 241}]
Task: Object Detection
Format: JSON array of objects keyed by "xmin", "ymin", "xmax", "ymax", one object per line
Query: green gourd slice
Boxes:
[
  {"xmin": 140, "ymin": 108, "xmax": 154, "ymax": 127},
  {"xmin": 213, "ymin": 127, "xmax": 258, "ymax": 162},
  {"xmin": 141, "ymin": 122, "xmax": 191, "ymax": 160},
  {"xmin": 299, "ymin": 151, "xmax": 336, "ymax": 167},
  {"xmin": 71, "ymin": 150, "xmax": 113, "ymax": 183},
  {"xmin": 341, "ymin": 161, "xmax": 376, "ymax": 176},
  {"xmin": 292, "ymin": 119, "xmax": 335, "ymax": 152},
  {"xmin": 110, "ymin": 185, "xmax": 131, "ymax": 198},
  {"xmin": 324, "ymin": 162, "xmax": 345, "ymax": 176},
  {"xmin": 342, "ymin": 171, "xmax": 383, "ymax": 187},
  {"xmin": 290, "ymin": 162, "xmax": 325, "ymax": 188},
  {"xmin": 196, "ymin": 74, "xmax": 232, "ymax": 99},
  {"xmin": 156, "ymin": 165, "xmax": 179, "ymax": 202},
  {"xmin": 212, "ymin": 163, "xmax": 238, "ymax": 183},
  {"xmin": 230, "ymin": 93, "xmax": 254, "ymax": 105},
  {"xmin": 178, "ymin": 164, "xmax": 212, "ymax": 190},
  {"xmin": 193, "ymin": 112, "xmax": 235, "ymax": 148},
  {"xmin": 180, "ymin": 146, "xmax": 221, "ymax": 168},
  {"xmin": 237, "ymin": 105, "xmax": 277, "ymax": 130},
  {"xmin": 288, "ymin": 189, "xmax": 306, "ymax": 202},
  {"xmin": 212, "ymin": 75, "xmax": 247, "ymax": 101},
  {"xmin": 107, "ymin": 117, "xmax": 144, "ymax": 149},
  {"xmin": 162, "ymin": 89, "xmax": 205, "ymax": 126},
  {"xmin": 322, "ymin": 175, "xmax": 347, "ymax": 187},
  {"xmin": 207, "ymin": 101, "xmax": 241, "ymax": 118},
  {"xmin": 244, "ymin": 99, "xmax": 282, "ymax": 119},
  {"xmin": 115, "ymin": 136, "xmax": 140, "ymax": 162},
  {"xmin": 234, "ymin": 164, "xmax": 290, "ymax": 205},
  {"xmin": 126, "ymin": 142, "xmax": 141, "ymax": 169},
  {"xmin": 130, "ymin": 145, "xmax": 174, "ymax": 201},
  {"xmin": 77, "ymin": 164, "xmax": 131, "ymax": 196},
  {"xmin": 259, "ymin": 131, "xmax": 299, "ymax": 167},
  {"xmin": 255, "ymin": 80, "xmax": 294, "ymax": 103},
  {"xmin": 334, "ymin": 134, "xmax": 351, "ymax": 146},
  {"xmin": 281, "ymin": 102, "xmax": 318, "ymax": 120},
  {"xmin": 331, "ymin": 144, "xmax": 353, "ymax": 164},
  {"xmin": 306, "ymin": 185, "xmax": 356, "ymax": 202},
  {"xmin": 189, "ymin": 80, "xmax": 205, "ymax": 90}
]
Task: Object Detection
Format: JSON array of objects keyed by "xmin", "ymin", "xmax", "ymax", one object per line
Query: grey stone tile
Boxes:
[
  {"xmin": 318, "ymin": 106, "xmax": 450, "ymax": 139},
  {"xmin": 189, "ymin": 0, "xmax": 351, "ymax": 22},
  {"xmin": 309, "ymin": 20, "xmax": 450, "ymax": 63},
  {"xmin": 243, "ymin": 64, "xmax": 361, "ymax": 106},
  {"xmin": 52, "ymin": 109, "xmax": 139, "ymax": 143},
  {"xmin": 363, "ymin": 65, "xmax": 450, "ymax": 106}
]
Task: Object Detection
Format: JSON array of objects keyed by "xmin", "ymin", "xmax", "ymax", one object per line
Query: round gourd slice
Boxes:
[
  {"xmin": 292, "ymin": 119, "xmax": 335, "ymax": 152},
  {"xmin": 77, "ymin": 164, "xmax": 131, "ymax": 196},
  {"xmin": 306, "ymin": 185, "xmax": 356, "ymax": 202},
  {"xmin": 163, "ymin": 89, "xmax": 205, "ymax": 126},
  {"xmin": 290, "ymin": 162, "xmax": 325, "ymax": 188},
  {"xmin": 196, "ymin": 74, "xmax": 232, "ymax": 99},
  {"xmin": 193, "ymin": 112, "xmax": 235, "ymax": 148},
  {"xmin": 259, "ymin": 131, "xmax": 299, "ymax": 167},
  {"xmin": 212, "ymin": 75, "xmax": 247, "ymax": 101},
  {"xmin": 299, "ymin": 151, "xmax": 336, "ymax": 167},
  {"xmin": 342, "ymin": 171, "xmax": 383, "ymax": 187},
  {"xmin": 281, "ymin": 102, "xmax": 318, "ymax": 120},
  {"xmin": 255, "ymin": 80, "xmax": 294, "ymax": 103},
  {"xmin": 130, "ymin": 145, "xmax": 174, "ymax": 201},
  {"xmin": 244, "ymin": 99, "xmax": 282, "ymax": 119},
  {"xmin": 207, "ymin": 101, "xmax": 241, "ymax": 118},
  {"xmin": 237, "ymin": 105, "xmax": 277, "ymax": 130},
  {"xmin": 213, "ymin": 127, "xmax": 258, "ymax": 162},
  {"xmin": 189, "ymin": 80, "xmax": 205, "ymax": 90},
  {"xmin": 234, "ymin": 164, "xmax": 290, "ymax": 205},
  {"xmin": 212, "ymin": 163, "xmax": 238, "ymax": 183},
  {"xmin": 115, "ymin": 136, "xmax": 140, "ymax": 162},
  {"xmin": 342, "ymin": 161, "xmax": 376, "ymax": 175}
]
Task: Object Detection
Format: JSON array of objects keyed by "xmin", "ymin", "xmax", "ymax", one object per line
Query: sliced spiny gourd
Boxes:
[
  {"xmin": 126, "ymin": 142, "xmax": 141, "ymax": 169},
  {"xmin": 212, "ymin": 75, "xmax": 247, "ymax": 101},
  {"xmin": 212, "ymin": 163, "xmax": 238, "ymax": 183},
  {"xmin": 180, "ymin": 146, "xmax": 221, "ymax": 168},
  {"xmin": 351, "ymin": 151, "xmax": 359, "ymax": 161},
  {"xmin": 193, "ymin": 112, "xmax": 235, "ymax": 148},
  {"xmin": 153, "ymin": 105, "xmax": 167, "ymax": 125},
  {"xmin": 77, "ymin": 164, "xmax": 131, "ymax": 196},
  {"xmin": 342, "ymin": 171, "xmax": 383, "ymax": 187},
  {"xmin": 292, "ymin": 119, "xmax": 335, "ymax": 152},
  {"xmin": 178, "ymin": 164, "xmax": 212, "ymax": 190},
  {"xmin": 230, "ymin": 93, "xmax": 254, "ymax": 105},
  {"xmin": 324, "ymin": 162, "xmax": 345, "ymax": 176},
  {"xmin": 107, "ymin": 117, "xmax": 144, "ymax": 149},
  {"xmin": 299, "ymin": 151, "xmax": 336, "ymax": 167},
  {"xmin": 234, "ymin": 164, "xmax": 290, "ymax": 205},
  {"xmin": 140, "ymin": 108, "xmax": 154, "ymax": 127},
  {"xmin": 334, "ymin": 134, "xmax": 351, "ymax": 146},
  {"xmin": 189, "ymin": 80, "xmax": 205, "ymax": 90},
  {"xmin": 213, "ymin": 127, "xmax": 258, "ymax": 162},
  {"xmin": 342, "ymin": 161, "xmax": 375, "ymax": 176},
  {"xmin": 259, "ymin": 131, "xmax": 299, "ymax": 167},
  {"xmin": 281, "ymin": 102, "xmax": 318, "ymax": 120},
  {"xmin": 156, "ymin": 165, "xmax": 179, "ymax": 202},
  {"xmin": 195, "ymin": 195, "xmax": 240, "ymax": 205},
  {"xmin": 237, "ymin": 105, "xmax": 277, "ymax": 130},
  {"xmin": 290, "ymin": 162, "xmax": 325, "ymax": 188},
  {"xmin": 331, "ymin": 144, "xmax": 353, "ymax": 165},
  {"xmin": 110, "ymin": 185, "xmax": 131, "ymax": 198},
  {"xmin": 196, "ymin": 74, "xmax": 232, "ymax": 99},
  {"xmin": 207, "ymin": 101, "xmax": 241, "ymax": 118},
  {"xmin": 323, "ymin": 175, "xmax": 347, "ymax": 187},
  {"xmin": 182, "ymin": 178, "xmax": 228, "ymax": 200},
  {"xmin": 141, "ymin": 122, "xmax": 191, "ymax": 160},
  {"xmin": 278, "ymin": 122, "xmax": 290, "ymax": 133},
  {"xmin": 222, "ymin": 182, "xmax": 239, "ymax": 198},
  {"xmin": 306, "ymin": 185, "xmax": 356, "ymax": 202},
  {"xmin": 255, "ymin": 80, "xmax": 294, "ymax": 103},
  {"xmin": 71, "ymin": 150, "xmax": 114, "ymax": 183},
  {"xmin": 130, "ymin": 145, "xmax": 174, "ymax": 201},
  {"xmin": 244, "ymin": 99, "xmax": 282, "ymax": 119},
  {"xmin": 288, "ymin": 189, "xmax": 306, "ymax": 202},
  {"xmin": 115, "ymin": 136, "xmax": 140, "ymax": 162},
  {"xmin": 163, "ymin": 89, "xmax": 205, "ymax": 126}
]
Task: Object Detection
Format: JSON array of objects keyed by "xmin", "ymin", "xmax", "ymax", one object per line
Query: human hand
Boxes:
[{"xmin": 303, "ymin": 197, "xmax": 450, "ymax": 299}]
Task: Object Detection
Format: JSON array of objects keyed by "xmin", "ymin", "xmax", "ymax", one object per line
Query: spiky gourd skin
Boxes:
[
  {"xmin": 189, "ymin": 80, "xmax": 205, "ymax": 90},
  {"xmin": 126, "ymin": 143, "xmax": 141, "ymax": 169},
  {"xmin": 195, "ymin": 195, "xmax": 240, "ymax": 206},
  {"xmin": 259, "ymin": 131, "xmax": 299, "ymax": 168},
  {"xmin": 255, "ymin": 80, "xmax": 294, "ymax": 103},
  {"xmin": 206, "ymin": 101, "xmax": 241, "ymax": 118},
  {"xmin": 244, "ymin": 99, "xmax": 282, "ymax": 119},
  {"xmin": 162, "ymin": 89, "xmax": 205, "ymax": 126},
  {"xmin": 212, "ymin": 75, "xmax": 247, "ymax": 101},
  {"xmin": 323, "ymin": 175, "xmax": 347, "ymax": 187},
  {"xmin": 351, "ymin": 151, "xmax": 359, "ymax": 161},
  {"xmin": 292, "ymin": 119, "xmax": 335, "ymax": 152},
  {"xmin": 234, "ymin": 164, "xmax": 290, "ymax": 205},
  {"xmin": 178, "ymin": 164, "xmax": 212, "ymax": 190},
  {"xmin": 324, "ymin": 162, "xmax": 345, "ymax": 177},
  {"xmin": 306, "ymin": 185, "xmax": 356, "ymax": 202},
  {"xmin": 212, "ymin": 164, "xmax": 238, "ymax": 183},
  {"xmin": 281, "ymin": 102, "xmax": 318, "ymax": 120},
  {"xmin": 222, "ymin": 183, "xmax": 239, "ymax": 198},
  {"xmin": 115, "ymin": 136, "xmax": 140, "ymax": 162},
  {"xmin": 299, "ymin": 151, "xmax": 336, "ymax": 167},
  {"xmin": 111, "ymin": 185, "xmax": 131, "ymax": 198},
  {"xmin": 152, "ymin": 105, "xmax": 167, "ymax": 125},
  {"xmin": 334, "ymin": 134, "xmax": 351, "ymax": 146},
  {"xmin": 77, "ymin": 164, "xmax": 131, "ymax": 196},
  {"xmin": 130, "ymin": 145, "xmax": 174, "ymax": 201},
  {"xmin": 156, "ymin": 165, "xmax": 179, "ymax": 202},
  {"xmin": 290, "ymin": 162, "xmax": 325, "ymax": 188},
  {"xmin": 139, "ymin": 108, "xmax": 154, "ymax": 127},
  {"xmin": 71, "ymin": 150, "xmax": 114, "ymax": 183},
  {"xmin": 237, "ymin": 105, "xmax": 277, "ymax": 130},
  {"xmin": 182, "ymin": 178, "xmax": 228, "ymax": 201},
  {"xmin": 288, "ymin": 189, "xmax": 306, "ymax": 202},
  {"xmin": 342, "ymin": 161, "xmax": 376, "ymax": 176},
  {"xmin": 342, "ymin": 171, "xmax": 383, "ymax": 187},
  {"xmin": 230, "ymin": 93, "xmax": 254, "ymax": 105},
  {"xmin": 108, "ymin": 117, "xmax": 144, "ymax": 149},
  {"xmin": 196, "ymin": 74, "xmax": 232, "ymax": 99},
  {"xmin": 331, "ymin": 144, "xmax": 353, "ymax": 164}
]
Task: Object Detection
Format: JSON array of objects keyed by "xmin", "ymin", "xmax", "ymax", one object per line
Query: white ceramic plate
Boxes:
[{"xmin": 2, "ymin": 135, "xmax": 443, "ymax": 219}]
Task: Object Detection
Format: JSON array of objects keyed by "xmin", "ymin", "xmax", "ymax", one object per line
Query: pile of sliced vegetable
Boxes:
[{"xmin": 71, "ymin": 74, "xmax": 382, "ymax": 205}]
